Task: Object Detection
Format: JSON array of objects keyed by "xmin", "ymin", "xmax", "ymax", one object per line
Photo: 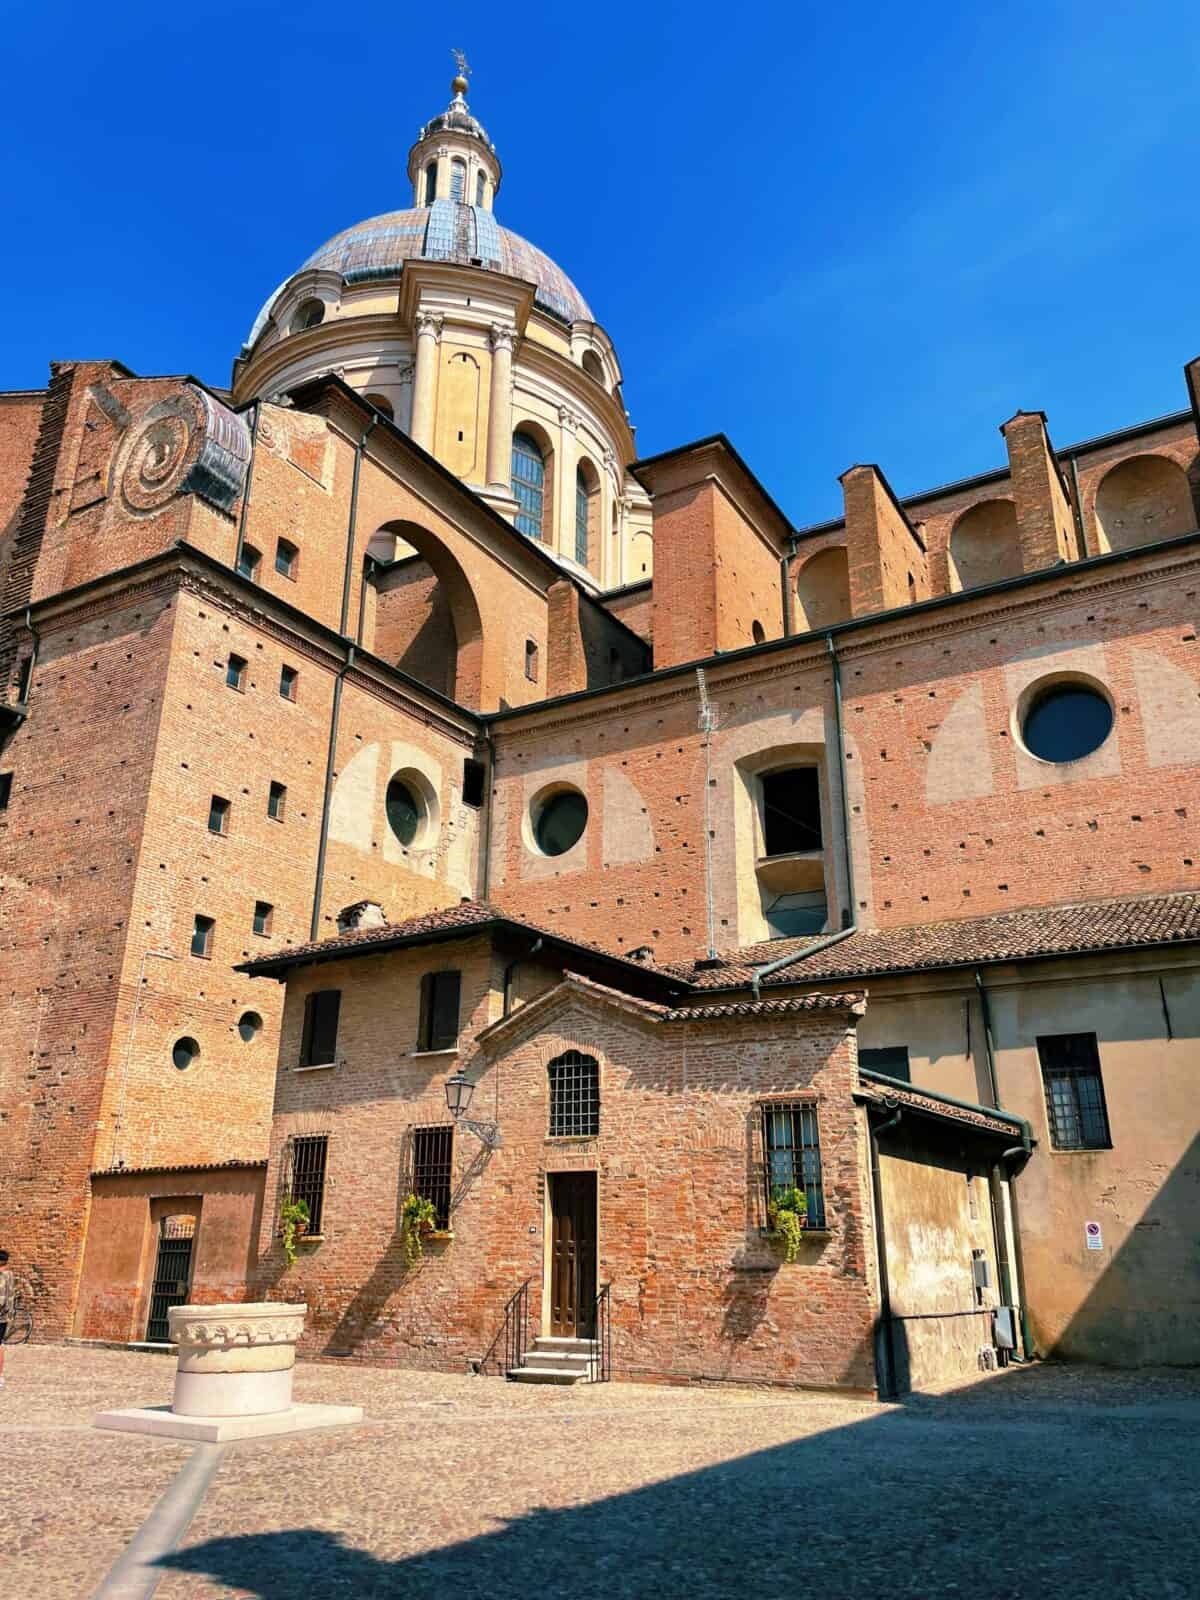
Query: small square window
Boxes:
[
  {"xmin": 191, "ymin": 914, "xmax": 214, "ymax": 958},
  {"xmin": 268, "ymin": 780, "xmax": 287, "ymax": 821},
  {"xmin": 462, "ymin": 759, "xmax": 485, "ymax": 809},
  {"xmin": 208, "ymin": 795, "xmax": 230, "ymax": 835},
  {"xmin": 226, "ymin": 654, "xmax": 247, "ymax": 691},
  {"xmin": 237, "ymin": 544, "xmax": 261, "ymax": 581},
  {"xmin": 279, "ymin": 665, "xmax": 298, "ymax": 701},
  {"xmin": 275, "ymin": 539, "xmax": 299, "ymax": 580},
  {"xmin": 253, "ymin": 900, "xmax": 273, "ymax": 937},
  {"xmin": 524, "ymin": 640, "xmax": 539, "ymax": 682},
  {"xmin": 0, "ymin": 772, "xmax": 12, "ymax": 810},
  {"xmin": 859, "ymin": 1045, "xmax": 910, "ymax": 1083}
]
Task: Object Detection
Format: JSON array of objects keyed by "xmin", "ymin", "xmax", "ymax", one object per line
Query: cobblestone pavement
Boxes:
[{"xmin": 3, "ymin": 1345, "xmax": 1199, "ymax": 1598}]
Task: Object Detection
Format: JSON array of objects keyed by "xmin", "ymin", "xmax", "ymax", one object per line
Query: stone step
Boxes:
[
  {"xmin": 521, "ymin": 1354, "xmax": 592, "ymax": 1375},
  {"xmin": 508, "ymin": 1367, "xmax": 580, "ymax": 1385},
  {"xmin": 532, "ymin": 1336, "xmax": 599, "ymax": 1355}
]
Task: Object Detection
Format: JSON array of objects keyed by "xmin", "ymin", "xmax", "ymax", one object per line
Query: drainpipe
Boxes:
[
  {"xmin": 233, "ymin": 400, "xmax": 260, "ymax": 574},
  {"xmin": 750, "ymin": 632, "xmax": 856, "ymax": 999},
  {"xmin": 477, "ymin": 725, "xmax": 497, "ymax": 903},
  {"xmin": 974, "ymin": 967, "xmax": 1035, "ymax": 1360},
  {"xmin": 340, "ymin": 417, "xmax": 378, "ymax": 636},
  {"xmin": 868, "ymin": 1100, "xmax": 903, "ymax": 1400},
  {"xmin": 355, "ymin": 555, "xmax": 376, "ymax": 647},
  {"xmin": 310, "ymin": 646, "xmax": 355, "ymax": 939},
  {"xmin": 779, "ymin": 535, "xmax": 797, "ymax": 640},
  {"xmin": 697, "ymin": 667, "xmax": 718, "ymax": 960},
  {"xmin": 1067, "ymin": 452, "xmax": 1089, "ymax": 559}
]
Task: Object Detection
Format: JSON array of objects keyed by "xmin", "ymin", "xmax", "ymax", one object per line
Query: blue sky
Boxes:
[{"xmin": 4, "ymin": 2, "xmax": 1198, "ymax": 524}]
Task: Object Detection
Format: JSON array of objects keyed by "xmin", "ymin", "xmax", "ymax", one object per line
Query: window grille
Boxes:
[
  {"xmin": 288, "ymin": 1134, "xmax": 328, "ymax": 1232},
  {"xmin": 412, "ymin": 1125, "xmax": 454, "ymax": 1229},
  {"xmin": 300, "ymin": 990, "xmax": 341, "ymax": 1067},
  {"xmin": 1037, "ymin": 1033, "xmax": 1112, "ymax": 1150},
  {"xmin": 859, "ymin": 1045, "xmax": 911, "ymax": 1083},
  {"xmin": 512, "ymin": 432, "xmax": 545, "ymax": 540},
  {"xmin": 418, "ymin": 972, "xmax": 461, "ymax": 1052},
  {"xmin": 761, "ymin": 1101, "xmax": 826, "ymax": 1228},
  {"xmin": 548, "ymin": 1051, "xmax": 600, "ymax": 1138},
  {"xmin": 575, "ymin": 467, "xmax": 589, "ymax": 566}
]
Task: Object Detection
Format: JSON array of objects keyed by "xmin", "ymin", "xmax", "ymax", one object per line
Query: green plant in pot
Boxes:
[
  {"xmin": 279, "ymin": 1198, "xmax": 310, "ymax": 1267},
  {"xmin": 400, "ymin": 1193, "xmax": 438, "ymax": 1267},
  {"xmin": 768, "ymin": 1185, "xmax": 808, "ymax": 1264}
]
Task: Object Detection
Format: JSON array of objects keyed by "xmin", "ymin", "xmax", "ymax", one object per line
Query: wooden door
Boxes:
[{"xmin": 549, "ymin": 1173, "xmax": 597, "ymax": 1338}]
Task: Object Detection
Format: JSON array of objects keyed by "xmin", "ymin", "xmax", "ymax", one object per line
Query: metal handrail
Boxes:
[
  {"xmin": 478, "ymin": 1277, "xmax": 532, "ymax": 1378},
  {"xmin": 591, "ymin": 1282, "xmax": 612, "ymax": 1382}
]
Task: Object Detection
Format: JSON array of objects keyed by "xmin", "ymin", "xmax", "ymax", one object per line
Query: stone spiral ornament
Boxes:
[{"xmin": 116, "ymin": 385, "xmax": 251, "ymax": 516}]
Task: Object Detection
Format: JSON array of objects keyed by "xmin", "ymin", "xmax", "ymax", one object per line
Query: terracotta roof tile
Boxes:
[
  {"xmin": 664, "ymin": 992, "xmax": 866, "ymax": 1022},
  {"xmin": 856, "ymin": 1074, "xmax": 1028, "ymax": 1139},
  {"xmin": 670, "ymin": 891, "xmax": 1200, "ymax": 989}
]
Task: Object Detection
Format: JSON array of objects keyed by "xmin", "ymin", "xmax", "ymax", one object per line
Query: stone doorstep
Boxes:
[
  {"xmin": 509, "ymin": 1335, "xmax": 601, "ymax": 1386},
  {"xmin": 93, "ymin": 1402, "xmax": 364, "ymax": 1444}
]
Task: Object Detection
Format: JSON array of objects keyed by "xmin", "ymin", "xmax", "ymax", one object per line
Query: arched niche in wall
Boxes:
[
  {"xmin": 630, "ymin": 530, "xmax": 653, "ymax": 579},
  {"xmin": 1094, "ymin": 454, "xmax": 1196, "ymax": 554},
  {"xmin": 364, "ymin": 519, "xmax": 485, "ymax": 708},
  {"xmin": 581, "ymin": 349, "xmax": 607, "ymax": 390},
  {"xmin": 947, "ymin": 498, "xmax": 1022, "ymax": 592},
  {"xmin": 794, "ymin": 546, "xmax": 851, "ymax": 632}
]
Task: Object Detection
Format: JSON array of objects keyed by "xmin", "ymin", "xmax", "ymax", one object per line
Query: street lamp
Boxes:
[{"xmin": 444, "ymin": 1068, "xmax": 501, "ymax": 1149}]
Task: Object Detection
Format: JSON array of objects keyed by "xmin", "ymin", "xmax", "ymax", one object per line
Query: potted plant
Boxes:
[
  {"xmin": 400, "ymin": 1193, "xmax": 438, "ymax": 1267},
  {"xmin": 279, "ymin": 1197, "xmax": 311, "ymax": 1267},
  {"xmin": 767, "ymin": 1185, "xmax": 809, "ymax": 1264}
]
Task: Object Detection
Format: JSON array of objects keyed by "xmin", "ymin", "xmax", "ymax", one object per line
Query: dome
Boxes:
[{"xmin": 245, "ymin": 201, "xmax": 593, "ymax": 349}]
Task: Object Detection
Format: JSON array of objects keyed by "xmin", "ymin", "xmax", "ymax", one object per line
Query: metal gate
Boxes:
[{"xmin": 146, "ymin": 1215, "xmax": 195, "ymax": 1342}]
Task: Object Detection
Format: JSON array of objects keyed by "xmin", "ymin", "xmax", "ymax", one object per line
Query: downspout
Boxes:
[
  {"xmin": 751, "ymin": 632, "xmax": 856, "ymax": 999},
  {"xmin": 1067, "ymin": 452, "xmax": 1089, "ymax": 559},
  {"xmin": 868, "ymin": 1101, "xmax": 903, "ymax": 1400},
  {"xmin": 233, "ymin": 400, "xmax": 260, "ymax": 574},
  {"xmin": 974, "ymin": 967, "xmax": 1035, "ymax": 1360},
  {"xmin": 477, "ymin": 725, "xmax": 497, "ymax": 903},
  {"xmin": 340, "ymin": 417, "xmax": 378, "ymax": 637},
  {"xmin": 779, "ymin": 535, "xmax": 797, "ymax": 640},
  {"xmin": 355, "ymin": 555, "xmax": 375, "ymax": 647},
  {"xmin": 697, "ymin": 667, "xmax": 718, "ymax": 960},
  {"xmin": 310, "ymin": 645, "xmax": 355, "ymax": 940}
]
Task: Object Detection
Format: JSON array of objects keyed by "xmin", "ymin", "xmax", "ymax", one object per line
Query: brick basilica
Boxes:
[{"xmin": 2, "ymin": 68, "xmax": 1198, "ymax": 1393}]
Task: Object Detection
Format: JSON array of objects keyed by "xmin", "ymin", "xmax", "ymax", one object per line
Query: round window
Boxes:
[
  {"xmin": 237, "ymin": 1011, "xmax": 263, "ymax": 1043},
  {"xmin": 386, "ymin": 776, "xmax": 422, "ymax": 845},
  {"xmin": 172, "ymin": 1036, "xmax": 200, "ymax": 1071},
  {"xmin": 1021, "ymin": 683, "xmax": 1113, "ymax": 763},
  {"xmin": 534, "ymin": 789, "xmax": 589, "ymax": 856}
]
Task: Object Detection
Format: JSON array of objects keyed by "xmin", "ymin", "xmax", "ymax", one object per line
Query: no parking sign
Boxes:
[{"xmin": 1085, "ymin": 1220, "xmax": 1103, "ymax": 1251}]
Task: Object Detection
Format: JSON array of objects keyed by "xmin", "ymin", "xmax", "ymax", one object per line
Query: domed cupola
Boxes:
[{"xmin": 406, "ymin": 55, "xmax": 502, "ymax": 212}]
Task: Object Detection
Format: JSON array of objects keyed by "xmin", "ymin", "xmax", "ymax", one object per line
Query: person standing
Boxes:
[{"xmin": 0, "ymin": 1250, "xmax": 13, "ymax": 1388}]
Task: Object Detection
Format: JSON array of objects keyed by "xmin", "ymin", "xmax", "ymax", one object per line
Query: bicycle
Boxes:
[{"xmin": 2, "ymin": 1275, "xmax": 34, "ymax": 1345}]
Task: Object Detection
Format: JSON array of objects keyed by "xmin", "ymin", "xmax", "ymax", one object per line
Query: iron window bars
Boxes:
[
  {"xmin": 548, "ymin": 1051, "xmax": 600, "ymax": 1138},
  {"xmin": 761, "ymin": 1101, "xmax": 826, "ymax": 1228},
  {"xmin": 288, "ymin": 1134, "xmax": 329, "ymax": 1233},
  {"xmin": 412, "ymin": 1125, "xmax": 454, "ymax": 1229},
  {"xmin": 1037, "ymin": 1033, "xmax": 1112, "ymax": 1150}
]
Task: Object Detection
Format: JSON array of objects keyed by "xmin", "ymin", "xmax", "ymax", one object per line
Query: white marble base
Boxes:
[
  {"xmin": 172, "ymin": 1366, "xmax": 294, "ymax": 1417},
  {"xmin": 94, "ymin": 1401, "xmax": 364, "ymax": 1444}
]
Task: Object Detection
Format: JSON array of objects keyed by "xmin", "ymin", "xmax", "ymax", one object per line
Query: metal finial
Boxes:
[{"xmin": 451, "ymin": 48, "xmax": 470, "ymax": 95}]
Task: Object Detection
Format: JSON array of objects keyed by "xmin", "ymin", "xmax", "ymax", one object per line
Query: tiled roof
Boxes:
[
  {"xmin": 671, "ymin": 891, "xmax": 1200, "ymax": 989},
  {"xmin": 856, "ymin": 1073, "xmax": 1028, "ymax": 1140},
  {"xmin": 236, "ymin": 901, "xmax": 676, "ymax": 985},
  {"xmin": 664, "ymin": 993, "xmax": 866, "ymax": 1023},
  {"xmin": 91, "ymin": 1159, "xmax": 267, "ymax": 1178}
]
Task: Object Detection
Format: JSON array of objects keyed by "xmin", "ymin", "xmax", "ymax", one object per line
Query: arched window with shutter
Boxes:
[{"xmin": 512, "ymin": 431, "xmax": 546, "ymax": 540}]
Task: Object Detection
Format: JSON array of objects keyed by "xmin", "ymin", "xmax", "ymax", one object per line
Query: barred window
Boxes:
[
  {"xmin": 548, "ymin": 1051, "xmax": 599, "ymax": 1138},
  {"xmin": 412, "ymin": 1126, "xmax": 454, "ymax": 1229},
  {"xmin": 1037, "ymin": 1033, "xmax": 1112, "ymax": 1150},
  {"xmin": 288, "ymin": 1134, "xmax": 328, "ymax": 1233},
  {"xmin": 761, "ymin": 1101, "xmax": 826, "ymax": 1228}
]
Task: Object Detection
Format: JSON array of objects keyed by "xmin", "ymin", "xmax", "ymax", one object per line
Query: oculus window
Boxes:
[
  {"xmin": 1022, "ymin": 683, "xmax": 1113, "ymax": 763},
  {"xmin": 533, "ymin": 788, "xmax": 588, "ymax": 857},
  {"xmin": 386, "ymin": 776, "xmax": 422, "ymax": 846}
]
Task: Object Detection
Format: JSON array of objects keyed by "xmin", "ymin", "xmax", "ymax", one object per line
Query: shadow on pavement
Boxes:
[{"xmin": 157, "ymin": 1368, "xmax": 1199, "ymax": 1599}]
